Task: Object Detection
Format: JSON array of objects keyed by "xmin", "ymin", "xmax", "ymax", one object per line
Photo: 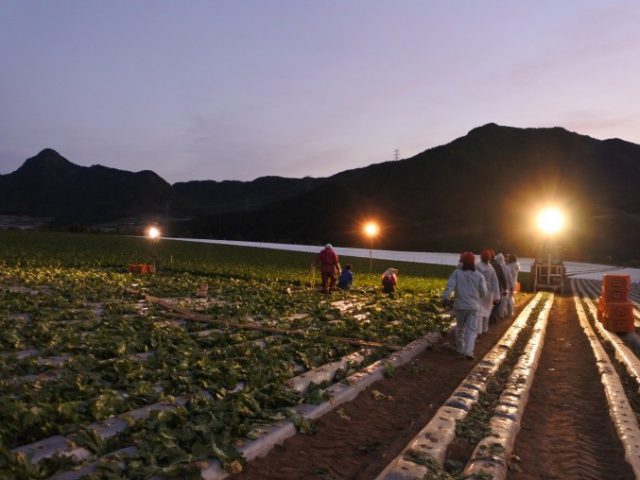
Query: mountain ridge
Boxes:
[{"xmin": 3, "ymin": 124, "xmax": 640, "ymax": 262}]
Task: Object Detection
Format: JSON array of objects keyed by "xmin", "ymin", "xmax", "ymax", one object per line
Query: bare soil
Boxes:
[
  {"xmin": 233, "ymin": 296, "xmax": 532, "ymax": 480},
  {"xmin": 509, "ymin": 294, "xmax": 634, "ymax": 480}
]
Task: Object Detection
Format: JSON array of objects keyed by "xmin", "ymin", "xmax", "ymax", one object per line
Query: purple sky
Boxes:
[{"xmin": 1, "ymin": 1, "xmax": 639, "ymax": 183}]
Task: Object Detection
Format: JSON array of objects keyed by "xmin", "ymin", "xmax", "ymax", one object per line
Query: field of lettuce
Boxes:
[{"xmin": 0, "ymin": 231, "xmax": 453, "ymax": 479}]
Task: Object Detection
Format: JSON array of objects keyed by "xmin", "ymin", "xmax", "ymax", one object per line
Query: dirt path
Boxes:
[
  {"xmin": 233, "ymin": 296, "xmax": 532, "ymax": 480},
  {"xmin": 509, "ymin": 294, "xmax": 634, "ymax": 480}
]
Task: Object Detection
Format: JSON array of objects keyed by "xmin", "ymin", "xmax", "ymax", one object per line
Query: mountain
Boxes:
[
  {"xmin": 180, "ymin": 124, "xmax": 640, "ymax": 263},
  {"xmin": 173, "ymin": 176, "xmax": 323, "ymax": 215},
  {"xmin": 3, "ymin": 124, "xmax": 640, "ymax": 263},
  {"xmin": 0, "ymin": 149, "xmax": 175, "ymax": 222},
  {"xmin": 0, "ymin": 149, "xmax": 323, "ymax": 223}
]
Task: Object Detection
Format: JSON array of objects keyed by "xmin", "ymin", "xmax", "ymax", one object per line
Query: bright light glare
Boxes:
[
  {"xmin": 363, "ymin": 221, "xmax": 380, "ymax": 238},
  {"xmin": 146, "ymin": 226, "xmax": 161, "ymax": 240},
  {"xmin": 537, "ymin": 208, "xmax": 564, "ymax": 235}
]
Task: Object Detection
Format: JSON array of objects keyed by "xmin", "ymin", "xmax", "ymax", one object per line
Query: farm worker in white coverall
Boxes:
[
  {"xmin": 441, "ymin": 252, "xmax": 488, "ymax": 360},
  {"xmin": 476, "ymin": 249, "xmax": 500, "ymax": 335},
  {"xmin": 506, "ymin": 253, "xmax": 520, "ymax": 317},
  {"xmin": 493, "ymin": 253, "xmax": 513, "ymax": 319}
]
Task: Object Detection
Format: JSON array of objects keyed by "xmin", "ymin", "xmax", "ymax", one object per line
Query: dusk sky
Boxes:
[{"xmin": 1, "ymin": 1, "xmax": 639, "ymax": 183}]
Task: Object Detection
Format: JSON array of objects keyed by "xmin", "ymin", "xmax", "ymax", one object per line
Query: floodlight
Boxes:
[
  {"xmin": 537, "ymin": 208, "xmax": 564, "ymax": 235},
  {"xmin": 364, "ymin": 221, "xmax": 380, "ymax": 238},
  {"xmin": 146, "ymin": 226, "xmax": 161, "ymax": 240}
]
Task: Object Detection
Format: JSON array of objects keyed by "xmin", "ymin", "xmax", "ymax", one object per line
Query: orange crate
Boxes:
[
  {"xmin": 604, "ymin": 315, "xmax": 635, "ymax": 333},
  {"xmin": 602, "ymin": 274, "xmax": 631, "ymax": 293},
  {"xmin": 604, "ymin": 302, "xmax": 633, "ymax": 320},
  {"xmin": 603, "ymin": 302, "xmax": 634, "ymax": 333},
  {"xmin": 602, "ymin": 288, "xmax": 628, "ymax": 303},
  {"xmin": 128, "ymin": 264, "xmax": 154, "ymax": 274},
  {"xmin": 598, "ymin": 295, "xmax": 605, "ymax": 313}
]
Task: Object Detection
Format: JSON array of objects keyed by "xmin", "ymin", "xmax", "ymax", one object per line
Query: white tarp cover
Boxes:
[{"xmin": 164, "ymin": 238, "xmax": 640, "ymax": 282}]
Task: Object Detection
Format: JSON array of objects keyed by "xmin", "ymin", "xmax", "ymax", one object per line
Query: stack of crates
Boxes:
[
  {"xmin": 128, "ymin": 264, "xmax": 155, "ymax": 274},
  {"xmin": 597, "ymin": 275, "xmax": 634, "ymax": 333}
]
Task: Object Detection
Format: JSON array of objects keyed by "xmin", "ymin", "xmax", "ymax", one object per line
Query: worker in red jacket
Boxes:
[{"xmin": 314, "ymin": 244, "xmax": 341, "ymax": 294}]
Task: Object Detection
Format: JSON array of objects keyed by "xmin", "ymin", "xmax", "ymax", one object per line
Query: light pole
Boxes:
[{"xmin": 363, "ymin": 221, "xmax": 380, "ymax": 273}]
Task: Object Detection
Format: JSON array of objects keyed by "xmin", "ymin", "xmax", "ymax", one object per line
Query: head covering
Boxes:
[
  {"xmin": 494, "ymin": 252, "xmax": 505, "ymax": 265},
  {"xmin": 461, "ymin": 251, "xmax": 475, "ymax": 271},
  {"xmin": 325, "ymin": 243, "xmax": 332, "ymax": 249},
  {"xmin": 383, "ymin": 267, "xmax": 398, "ymax": 277},
  {"xmin": 481, "ymin": 249, "xmax": 492, "ymax": 263}
]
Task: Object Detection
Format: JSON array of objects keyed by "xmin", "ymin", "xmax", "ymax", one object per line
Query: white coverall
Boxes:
[
  {"xmin": 506, "ymin": 259, "xmax": 520, "ymax": 317},
  {"xmin": 494, "ymin": 254, "xmax": 513, "ymax": 318},
  {"xmin": 476, "ymin": 261, "xmax": 500, "ymax": 334},
  {"xmin": 442, "ymin": 268, "xmax": 487, "ymax": 357}
]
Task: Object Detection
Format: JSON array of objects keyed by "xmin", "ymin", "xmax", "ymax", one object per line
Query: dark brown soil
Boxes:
[
  {"xmin": 233, "ymin": 296, "xmax": 532, "ymax": 480},
  {"xmin": 509, "ymin": 294, "xmax": 634, "ymax": 480}
]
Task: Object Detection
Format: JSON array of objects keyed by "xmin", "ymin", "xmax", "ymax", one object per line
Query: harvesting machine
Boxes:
[{"xmin": 532, "ymin": 241, "xmax": 566, "ymax": 293}]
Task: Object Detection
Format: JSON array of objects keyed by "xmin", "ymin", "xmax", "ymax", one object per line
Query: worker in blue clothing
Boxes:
[{"xmin": 337, "ymin": 264, "xmax": 354, "ymax": 290}]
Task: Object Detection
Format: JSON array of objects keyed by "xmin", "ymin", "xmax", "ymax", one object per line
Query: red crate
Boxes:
[
  {"xmin": 603, "ymin": 302, "xmax": 634, "ymax": 332},
  {"xmin": 604, "ymin": 302, "xmax": 633, "ymax": 320},
  {"xmin": 602, "ymin": 288, "xmax": 629, "ymax": 303},
  {"xmin": 598, "ymin": 295, "xmax": 605, "ymax": 313},
  {"xmin": 128, "ymin": 264, "xmax": 154, "ymax": 274},
  {"xmin": 596, "ymin": 295, "xmax": 605, "ymax": 322},
  {"xmin": 604, "ymin": 316, "xmax": 635, "ymax": 333},
  {"xmin": 602, "ymin": 274, "xmax": 631, "ymax": 293}
]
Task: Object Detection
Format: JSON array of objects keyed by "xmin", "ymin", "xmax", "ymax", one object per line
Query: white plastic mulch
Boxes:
[{"xmin": 163, "ymin": 237, "xmax": 640, "ymax": 282}]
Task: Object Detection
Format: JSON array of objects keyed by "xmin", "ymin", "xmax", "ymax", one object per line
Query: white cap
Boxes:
[{"xmin": 325, "ymin": 243, "xmax": 332, "ymax": 249}]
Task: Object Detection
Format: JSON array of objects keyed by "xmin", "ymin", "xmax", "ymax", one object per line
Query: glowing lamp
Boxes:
[
  {"xmin": 146, "ymin": 226, "xmax": 161, "ymax": 240},
  {"xmin": 537, "ymin": 208, "xmax": 564, "ymax": 235},
  {"xmin": 364, "ymin": 221, "xmax": 380, "ymax": 238},
  {"xmin": 363, "ymin": 221, "xmax": 380, "ymax": 272}
]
